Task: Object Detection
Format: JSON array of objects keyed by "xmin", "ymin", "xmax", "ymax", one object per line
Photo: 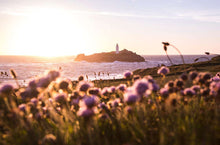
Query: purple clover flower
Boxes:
[
  {"xmin": 77, "ymin": 81, "xmax": 93, "ymax": 92},
  {"xmin": 123, "ymin": 71, "xmax": 133, "ymax": 79},
  {"xmin": 18, "ymin": 104, "xmax": 26, "ymax": 112},
  {"xmin": 37, "ymin": 77, "xmax": 51, "ymax": 88},
  {"xmin": 88, "ymin": 87, "xmax": 100, "ymax": 95},
  {"xmin": 157, "ymin": 66, "xmax": 170, "ymax": 76},
  {"xmin": 47, "ymin": 70, "xmax": 60, "ymax": 81},
  {"xmin": 133, "ymin": 79, "xmax": 149, "ymax": 96},
  {"xmin": 59, "ymin": 80, "xmax": 69, "ymax": 90},
  {"xmin": 124, "ymin": 92, "xmax": 139, "ymax": 104},
  {"xmin": 116, "ymin": 84, "xmax": 127, "ymax": 92},
  {"xmin": 77, "ymin": 108, "xmax": 94, "ymax": 118},
  {"xmin": 189, "ymin": 71, "xmax": 198, "ymax": 81},
  {"xmin": 183, "ymin": 88, "xmax": 195, "ymax": 96},
  {"xmin": 54, "ymin": 94, "xmax": 67, "ymax": 104},
  {"xmin": 81, "ymin": 96, "xmax": 99, "ymax": 108},
  {"xmin": 0, "ymin": 84, "xmax": 13, "ymax": 95},
  {"xmin": 160, "ymin": 88, "xmax": 169, "ymax": 98}
]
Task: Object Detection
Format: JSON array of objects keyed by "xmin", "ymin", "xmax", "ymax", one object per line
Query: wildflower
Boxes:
[
  {"xmin": 101, "ymin": 87, "xmax": 109, "ymax": 96},
  {"xmin": 189, "ymin": 71, "xmax": 198, "ymax": 81},
  {"xmin": 98, "ymin": 102, "xmax": 108, "ymax": 110},
  {"xmin": 165, "ymin": 81, "xmax": 174, "ymax": 88},
  {"xmin": 59, "ymin": 80, "xmax": 69, "ymax": 91},
  {"xmin": 211, "ymin": 76, "xmax": 220, "ymax": 82},
  {"xmin": 209, "ymin": 82, "xmax": 220, "ymax": 96},
  {"xmin": 180, "ymin": 73, "xmax": 188, "ymax": 81},
  {"xmin": 78, "ymin": 75, "xmax": 84, "ymax": 81},
  {"xmin": 149, "ymin": 82, "xmax": 159, "ymax": 92},
  {"xmin": 88, "ymin": 87, "xmax": 100, "ymax": 95},
  {"xmin": 81, "ymin": 96, "xmax": 99, "ymax": 108},
  {"xmin": 30, "ymin": 98, "xmax": 38, "ymax": 106},
  {"xmin": 47, "ymin": 70, "xmax": 60, "ymax": 81},
  {"xmin": 69, "ymin": 91, "xmax": 80, "ymax": 100},
  {"xmin": 0, "ymin": 84, "xmax": 13, "ymax": 95},
  {"xmin": 191, "ymin": 85, "xmax": 200, "ymax": 92},
  {"xmin": 37, "ymin": 77, "xmax": 51, "ymax": 88},
  {"xmin": 174, "ymin": 79, "xmax": 184, "ymax": 89},
  {"xmin": 77, "ymin": 108, "xmax": 94, "ymax": 118},
  {"xmin": 20, "ymin": 88, "xmax": 39, "ymax": 100},
  {"xmin": 108, "ymin": 86, "xmax": 116, "ymax": 94},
  {"xmin": 54, "ymin": 94, "xmax": 67, "ymax": 104},
  {"xmin": 203, "ymin": 73, "xmax": 211, "ymax": 81},
  {"xmin": 110, "ymin": 98, "xmax": 120, "ymax": 108},
  {"xmin": 116, "ymin": 84, "xmax": 127, "ymax": 92},
  {"xmin": 133, "ymin": 79, "xmax": 149, "ymax": 96},
  {"xmin": 124, "ymin": 92, "xmax": 139, "ymax": 104},
  {"xmin": 28, "ymin": 80, "xmax": 37, "ymax": 88},
  {"xmin": 144, "ymin": 75, "xmax": 155, "ymax": 84},
  {"xmin": 160, "ymin": 88, "xmax": 169, "ymax": 98},
  {"xmin": 18, "ymin": 104, "xmax": 26, "ymax": 112},
  {"xmin": 123, "ymin": 71, "xmax": 133, "ymax": 79},
  {"xmin": 77, "ymin": 81, "xmax": 93, "ymax": 92},
  {"xmin": 183, "ymin": 88, "xmax": 195, "ymax": 96},
  {"xmin": 157, "ymin": 66, "xmax": 170, "ymax": 76}
]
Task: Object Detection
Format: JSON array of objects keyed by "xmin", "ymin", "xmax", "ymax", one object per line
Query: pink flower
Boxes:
[
  {"xmin": 80, "ymin": 96, "xmax": 99, "ymax": 108},
  {"xmin": 124, "ymin": 92, "xmax": 139, "ymax": 104},
  {"xmin": 157, "ymin": 66, "xmax": 170, "ymax": 75},
  {"xmin": 183, "ymin": 88, "xmax": 195, "ymax": 96},
  {"xmin": 0, "ymin": 84, "xmax": 13, "ymax": 95},
  {"xmin": 116, "ymin": 84, "xmax": 127, "ymax": 92},
  {"xmin": 132, "ymin": 79, "xmax": 149, "ymax": 96},
  {"xmin": 77, "ymin": 81, "xmax": 93, "ymax": 92},
  {"xmin": 77, "ymin": 108, "xmax": 94, "ymax": 118},
  {"xmin": 160, "ymin": 88, "xmax": 169, "ymax": 98},
  {"xmin": 123, "ymin": 71, "xmax": 133, "ymax": 79}
]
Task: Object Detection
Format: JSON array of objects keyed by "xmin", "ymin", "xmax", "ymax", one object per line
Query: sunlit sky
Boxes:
[{"xmin": 0, "ymin": 0, "xmax": 220, "ymax": 56}]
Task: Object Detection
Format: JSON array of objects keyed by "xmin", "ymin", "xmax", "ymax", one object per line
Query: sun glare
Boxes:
[{"xmin": 10, "ymin": 8, "xmax": 88, "ymax": 57}]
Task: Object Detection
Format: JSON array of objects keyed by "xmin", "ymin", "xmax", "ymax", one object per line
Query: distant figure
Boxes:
[{"xmin": 116, "ymin": 43, "xmax": 119, "ymax": 54}]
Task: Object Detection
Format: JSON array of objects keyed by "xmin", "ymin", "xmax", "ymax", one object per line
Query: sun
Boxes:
[{"xmin": 10, "ymin": 8, "xmax": 88, "ymax": 57}]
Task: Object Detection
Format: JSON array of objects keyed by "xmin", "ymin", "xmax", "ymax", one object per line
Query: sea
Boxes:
[{"xmin": 0, "ymin": 55, "xmax": 216, "ymax": 86}]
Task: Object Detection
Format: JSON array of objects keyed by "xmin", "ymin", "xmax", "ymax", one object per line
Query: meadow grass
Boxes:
[{"xmin": 0, "ymin": 56, "xmax": 220, "ymax": 145}]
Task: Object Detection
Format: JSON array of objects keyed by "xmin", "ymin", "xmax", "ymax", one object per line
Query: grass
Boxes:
[{"xmin": 0, "ymin": 56, "xmax": 219, "ymax": 145}]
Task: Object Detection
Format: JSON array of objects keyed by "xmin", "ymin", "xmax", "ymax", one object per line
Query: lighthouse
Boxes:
[{"xmin": 116, "ymin": 43, "xmax": 119, "ymax": 54}]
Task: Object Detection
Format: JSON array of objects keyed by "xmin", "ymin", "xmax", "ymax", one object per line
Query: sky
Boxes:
[{"xmin": 0, "ymin": 0, "xmax": 220, "ymax": 56}]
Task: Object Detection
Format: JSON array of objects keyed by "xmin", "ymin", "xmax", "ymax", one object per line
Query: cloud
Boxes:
[
  {"xmin": 71, "ymin": 10, "xmax": 181, "ymax": 20},
  {"xmin": 1, "ymin": 7, "xmax": 220, "ymax": 23},
  {"xmin": 177, "ymin": 10, "xmax": 220, "ymax": 23}
]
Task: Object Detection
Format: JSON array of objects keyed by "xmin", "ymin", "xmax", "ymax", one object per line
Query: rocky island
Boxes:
[{"xmin": 74, "ymin": 49, "xmax": 145, "ymax": 62}]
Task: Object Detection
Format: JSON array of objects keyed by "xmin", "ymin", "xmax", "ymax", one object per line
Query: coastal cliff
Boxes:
[{"xmin": 74, "ymin": 49, "xmax": 145, "ymax": 62}]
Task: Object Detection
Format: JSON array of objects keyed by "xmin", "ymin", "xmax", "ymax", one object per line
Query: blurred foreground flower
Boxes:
[
  {"xmin": 123, "ymin": 71, "xmax": 133, "ymax": 79},
  {"xmin": 157, "ymin": 66, "xmax": 170, "ymax": 76}
]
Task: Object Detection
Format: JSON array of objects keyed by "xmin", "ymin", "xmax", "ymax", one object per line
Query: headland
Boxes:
[{"xmin": 74, "ymin": 49, "xmax": 145, "ymax": 62}]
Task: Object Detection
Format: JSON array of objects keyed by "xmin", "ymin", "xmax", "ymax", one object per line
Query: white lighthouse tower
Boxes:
[{"xmin": 116, "ymin": 43, "xmax": 119, "ymax": 54}]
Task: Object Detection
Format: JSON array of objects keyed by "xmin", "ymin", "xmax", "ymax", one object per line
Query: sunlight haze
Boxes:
[{"xmin": 0, "ymin": 0, "xmax": 220, "ymax": 56}]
